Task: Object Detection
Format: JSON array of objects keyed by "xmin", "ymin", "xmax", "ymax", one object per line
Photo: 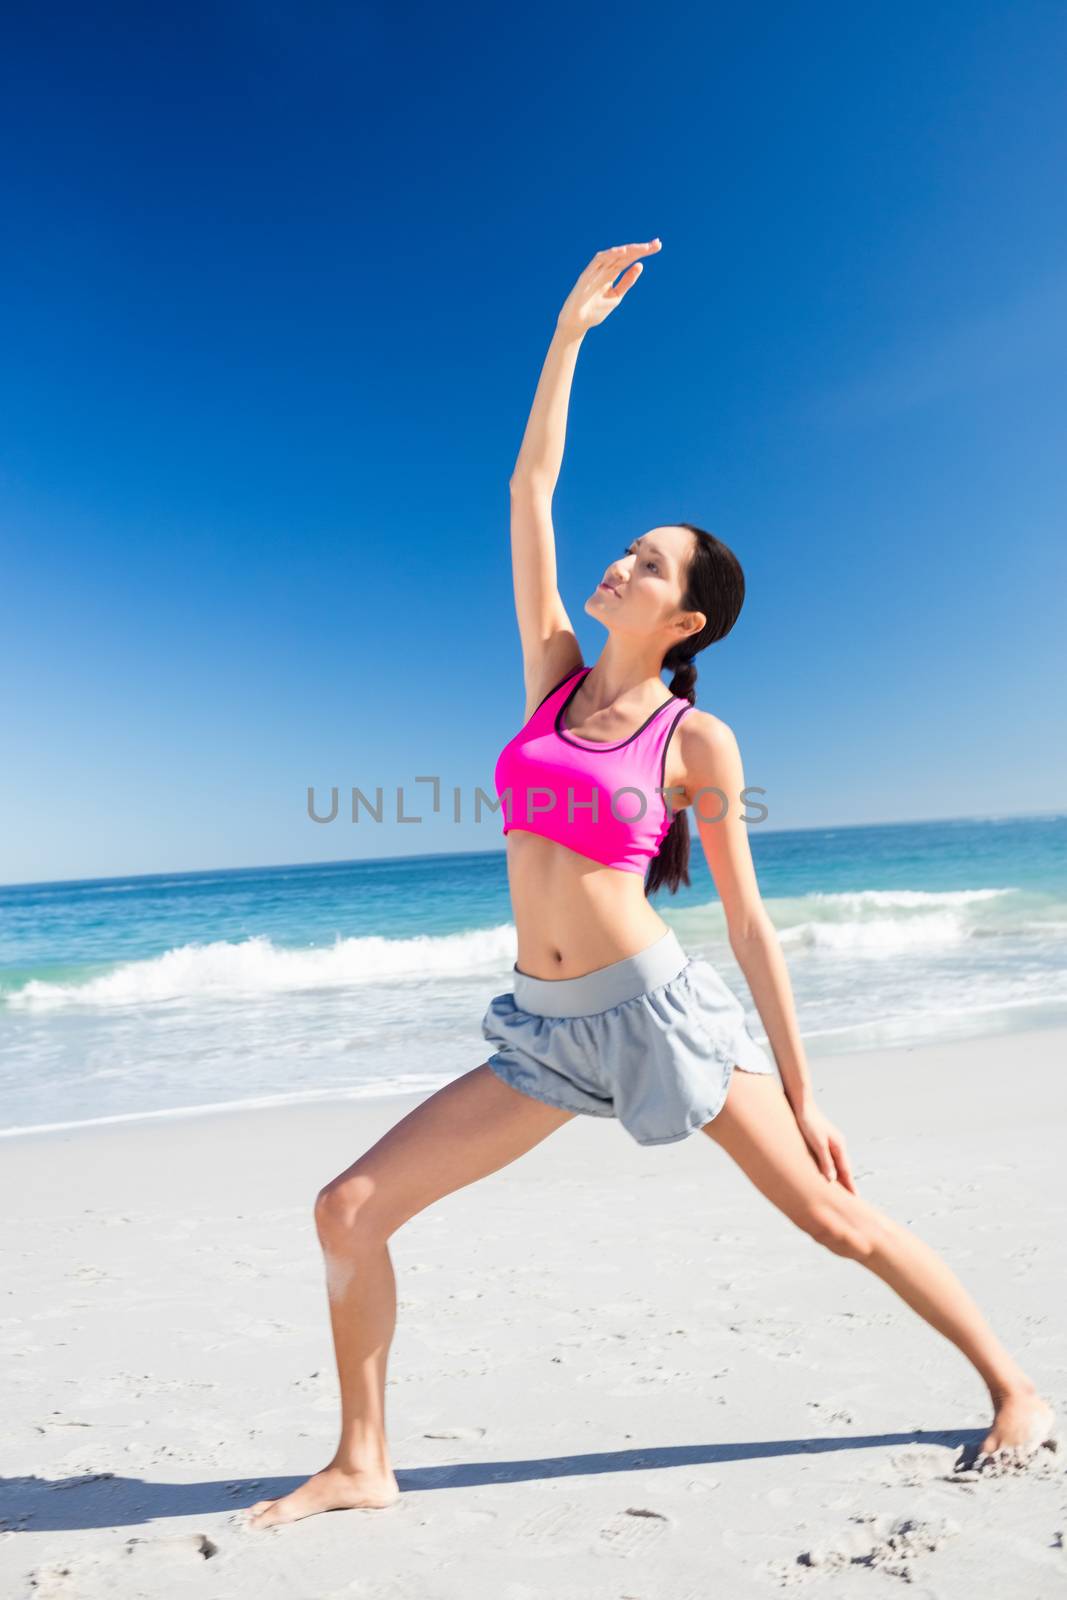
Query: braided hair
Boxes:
[{"xmin": 645, "ymin": 523, "xmax": 747, "ymax": 897}]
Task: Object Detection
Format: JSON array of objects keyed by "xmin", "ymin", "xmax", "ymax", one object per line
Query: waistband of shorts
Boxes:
[{"xmin": 512, "ymin": 927, "xmax": 689, "ymax": 1017}]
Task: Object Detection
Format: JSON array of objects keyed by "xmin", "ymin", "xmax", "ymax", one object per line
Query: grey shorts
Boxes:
[{"xmin": 480, "ymin": 927, "xmax": 776, "ymax": 1147}]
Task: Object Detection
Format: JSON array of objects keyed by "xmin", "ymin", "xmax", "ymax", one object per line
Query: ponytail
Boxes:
[
  {"xmin": 644, "ymin": 522, "xmax": 746, "ymax": 898},
  {"xmin": 645, "ymin": 645, "xmax": 698, "ymax": 897}
]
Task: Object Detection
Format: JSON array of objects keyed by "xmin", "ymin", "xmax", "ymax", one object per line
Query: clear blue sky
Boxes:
[{"xmin": 3, "ymin": 1, "xmax": 1065, "ymax": 885}]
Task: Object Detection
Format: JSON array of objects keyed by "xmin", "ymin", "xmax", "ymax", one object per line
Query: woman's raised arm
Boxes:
[{"xmin": 508, "ymin": 241, "xmax": 662, "ymax": 714}]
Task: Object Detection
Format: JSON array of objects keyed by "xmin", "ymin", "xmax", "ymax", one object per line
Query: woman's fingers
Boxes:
[
  {"xmin": 585, "ymin": 239, "xmax": 661, "ymax": 281},
  {"xmin": 608, "ymin": 260, "xmax": 643, "ymax": 298},
  {"xmin": 829, "ymin": 1132, "xmax": 857, "ymax": 1193},
  {"xmin": 802, "ymin": 1126, "xmax": 833, "ymax": 1180}
]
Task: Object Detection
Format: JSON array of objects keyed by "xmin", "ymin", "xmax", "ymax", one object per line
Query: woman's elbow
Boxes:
[{"xmin": 727, "ymin": 907, "xmax": 776, "ymax": 947}]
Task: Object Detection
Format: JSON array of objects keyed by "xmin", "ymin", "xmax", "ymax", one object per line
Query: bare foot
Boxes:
[
  {"xmin": 955, "ymin": 1389, "xmax": 1058, "ymax": 1475},
  {"xmin": 244, "ymin": 1463, "xmax": 401, "ymax": 1528}
]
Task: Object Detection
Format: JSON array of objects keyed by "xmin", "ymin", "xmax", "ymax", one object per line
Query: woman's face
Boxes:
[{"xmin": 586, "ymin": 524, "xmax": 702, "ymax": 641}]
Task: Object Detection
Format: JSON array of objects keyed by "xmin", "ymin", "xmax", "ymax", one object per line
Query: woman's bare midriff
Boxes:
[{"xmin": 505, "ymin": 828, "xmax": 673, "ymax": 979}]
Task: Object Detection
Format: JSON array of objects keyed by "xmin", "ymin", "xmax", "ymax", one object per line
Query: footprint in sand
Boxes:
[
  {"xmin": 516, "ymin": 1499, "xmax": 589, "ymax": 1549},
  {"xmin": 784, "ymin": 1510, "xmax": 960, "ymax": 1582},
  {"xmin": 454, "ymin": 1505, "xmax": 498, "ymax": 1526},
  {"xmin": 885, "ymin": 1443, "xmax": 958, "ymax": 1486},
  {"xmin": 594, "ymin": 1505, "xmax": 673, "ymax": 1558},
  {"xmin": 28, "ymin": 1533, "xmax": 220, "ymax": 1596}
]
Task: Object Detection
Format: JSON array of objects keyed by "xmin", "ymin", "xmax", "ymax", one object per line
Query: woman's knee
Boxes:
[
  {"xmin": 796, "ymin": 1192, "xmax": 888, "ymax": 1260},
  {"xmin": 314, "ymin": 1169, "xmax": 385, "ymax": 1245}
]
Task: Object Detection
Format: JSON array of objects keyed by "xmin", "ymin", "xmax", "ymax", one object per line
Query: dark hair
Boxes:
[{"xmin": 645, "ymin": 522, "xmax": 747, "ymax": 898}]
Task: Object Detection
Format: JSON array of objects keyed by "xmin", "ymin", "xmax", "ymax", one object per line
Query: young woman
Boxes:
[{"xmin": 247, "ymin": 239, "xmax": 1055, "ymax": 1529}]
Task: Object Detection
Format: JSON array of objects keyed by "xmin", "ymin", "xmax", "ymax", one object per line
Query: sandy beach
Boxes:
[{"xmin": 3, "ymin": 1023, "xmax": 1064, "ymax": 1598}]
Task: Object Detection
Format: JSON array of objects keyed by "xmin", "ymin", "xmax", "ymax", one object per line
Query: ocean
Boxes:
[{"xmin": 2, "ymin": 813, "xmax": 1066, "ymax": 1138}]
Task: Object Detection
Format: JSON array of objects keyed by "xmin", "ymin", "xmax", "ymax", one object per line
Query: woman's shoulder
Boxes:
[
  {"xmin": 674, "ymin": 705, "xmax": 744, "ymax": 775},
  {"xmin": 668, "ymin": 708, "xmax": 748, "ymax": 810}
]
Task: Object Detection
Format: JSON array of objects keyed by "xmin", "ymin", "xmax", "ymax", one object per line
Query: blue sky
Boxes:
[{"xmin": 3, "ymin": 1, "xmax": 1065, "ymax": 885}]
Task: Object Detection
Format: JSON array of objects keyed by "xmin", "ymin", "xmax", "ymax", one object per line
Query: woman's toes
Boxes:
[
  {"xmin": 966, "ymin": 1396, "xmax": 1056, "ymax": 1473},
  {"xmin": 245, "ymin": 1498, "xmax": 282, "ymax": 1527}
]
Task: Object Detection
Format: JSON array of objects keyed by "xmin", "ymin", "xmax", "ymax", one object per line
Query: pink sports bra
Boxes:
[{"xmin": 494, "ymin": 664, "xmax": 695, "ymax": 874}]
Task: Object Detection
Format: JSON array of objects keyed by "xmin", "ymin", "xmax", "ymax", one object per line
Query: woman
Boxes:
[{"xmin": 247, "ymin": 240, "xmax": 1055, "ymax": 1529}]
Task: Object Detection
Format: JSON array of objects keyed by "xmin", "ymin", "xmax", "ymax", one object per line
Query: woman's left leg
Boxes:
[{"xmin": 700, "ymin": 1069, "xmax": 1055, "ymax": 1461}]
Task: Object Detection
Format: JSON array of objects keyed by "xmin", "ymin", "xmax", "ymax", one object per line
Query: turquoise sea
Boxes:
[{"xmin": 2, "ymin": 813, "xmax": 1066, "ymax": 1137}]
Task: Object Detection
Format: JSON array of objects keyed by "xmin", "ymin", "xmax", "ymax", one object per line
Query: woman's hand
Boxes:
[
  {"xmin": 792, "ymin": 1099, "xmax": 858, "ymax": 1193},
  {"xmin": 557, "ymin": 239, "xmax": 662, "ymax": 337}
]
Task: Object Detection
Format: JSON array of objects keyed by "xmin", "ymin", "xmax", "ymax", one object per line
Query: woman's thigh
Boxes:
[
  {"xmin": 700, "ymin": 1069, "xmax": 874, "ymax": 1241},
  {"xmin": 318, "ymin": 1064, "xmax": 576, "ymax": 1239}
]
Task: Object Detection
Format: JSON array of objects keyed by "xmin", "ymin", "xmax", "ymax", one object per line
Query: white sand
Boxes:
[{"xmin": 3, "ymin": 1025, "xmax": 1065, "ymax": 1598}]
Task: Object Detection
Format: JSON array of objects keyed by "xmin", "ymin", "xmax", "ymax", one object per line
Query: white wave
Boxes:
[
  {"xmin": 7, "ymin": 924, "xmax": 518, "ymax": 1010},
  {"xmin": 778, "ymin": 912, "xmax": 971, "ymax": 952},
  {"xmin": 0, "ymin": 1073, "xmax": 459, "ymax": 1139},
  {"xmin": 767, "ymin": 886, "xmax": 1018, "ymax": 955},
  {"xmin": 793, "ymin": 887, "xmax": 1011, "ymax": 912}
]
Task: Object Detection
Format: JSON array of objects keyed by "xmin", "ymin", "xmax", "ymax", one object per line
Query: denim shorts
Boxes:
[{"xmin": 480, "ymin": 927, "xmax": 776, "ymax": 1147}]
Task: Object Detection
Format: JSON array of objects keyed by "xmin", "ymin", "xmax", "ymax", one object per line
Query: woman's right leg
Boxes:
[{"xmin": 246, "ymin": 1064, "xmax": 575, "ymax": 1528}]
